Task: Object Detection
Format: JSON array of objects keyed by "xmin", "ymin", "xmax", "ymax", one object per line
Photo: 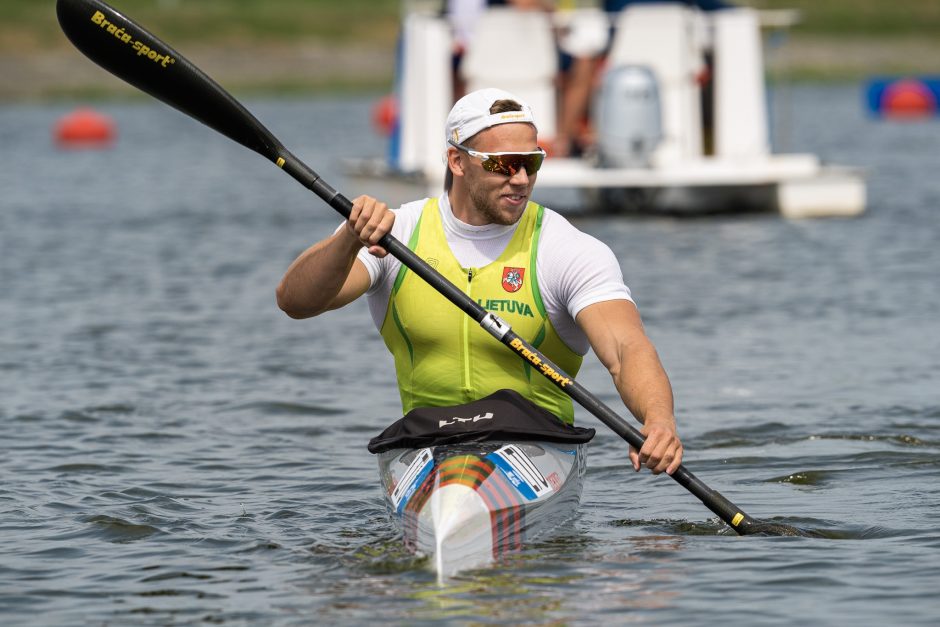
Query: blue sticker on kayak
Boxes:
[
  {"xmin": 391, "ymin": 448, "xmax": 433, "ymax": 514},
  {"xmin": 489, "ymin": 444, "xmax": 551, "ymax": 501}
]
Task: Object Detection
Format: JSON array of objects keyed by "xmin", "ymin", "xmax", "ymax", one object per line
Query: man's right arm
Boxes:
[{"xmin": 276, "ymin": 195, "xmax": 394, "ymax": 319}]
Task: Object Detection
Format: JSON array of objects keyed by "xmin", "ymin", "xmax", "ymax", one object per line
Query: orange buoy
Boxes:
[
  {"xmin": 881, "ymin": 79, "xmax": 937, "ymax": 120},
  {"xmin": 371, "ymin": 94, "xmax": 398, "ymax": 137},
  {"xmin": 54, "ymin": 107, "xmax": 116, "ymax": 148}
]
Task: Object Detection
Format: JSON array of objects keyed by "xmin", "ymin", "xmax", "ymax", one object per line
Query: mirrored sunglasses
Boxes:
[{"xmin": 448, "ymin": 140, "xmax": 546, "ymax": 177}]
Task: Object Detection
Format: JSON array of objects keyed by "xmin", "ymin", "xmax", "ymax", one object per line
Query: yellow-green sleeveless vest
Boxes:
[{"xmin": 380, "ymin": 198, "xmax": 583, "ymax": 423}]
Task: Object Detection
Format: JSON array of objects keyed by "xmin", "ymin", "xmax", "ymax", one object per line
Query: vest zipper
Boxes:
[{"xmin": 463, "ymin": 268, "xmax": 474, "ymax": 400}]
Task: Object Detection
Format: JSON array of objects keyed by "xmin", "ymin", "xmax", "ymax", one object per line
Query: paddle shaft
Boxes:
[{"xmin": 58, "ymin": 0, "xmax": 760, "ymax": 535}]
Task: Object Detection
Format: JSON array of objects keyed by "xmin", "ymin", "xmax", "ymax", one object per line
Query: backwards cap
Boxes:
[{"xmin": 445, "ymin": 87, "xmax": 538, "ymax": 145}]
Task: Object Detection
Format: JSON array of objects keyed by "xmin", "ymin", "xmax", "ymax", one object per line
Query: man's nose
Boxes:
[{"xmin": 509, "ymin": 166, "xmax": 529, "ymax": 185}]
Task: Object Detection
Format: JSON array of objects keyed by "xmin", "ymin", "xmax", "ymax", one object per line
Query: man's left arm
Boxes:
[{"xmin": 576, "ymin": 299, "xmax": 683, "ymax": 475}]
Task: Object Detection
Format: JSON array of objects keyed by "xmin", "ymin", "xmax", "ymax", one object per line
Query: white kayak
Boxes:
[{"xmin": 376, "ymin": 440, "xmax": 586, "ymax": 579}]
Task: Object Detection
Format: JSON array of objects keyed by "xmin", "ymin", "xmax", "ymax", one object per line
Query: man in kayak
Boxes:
[{"xmin": 276, "ymin": 87, "xmax": 683, "ymax": 476}]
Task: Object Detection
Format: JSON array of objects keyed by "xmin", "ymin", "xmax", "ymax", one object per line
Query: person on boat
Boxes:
[
  {"xmin": 557, "ymin": 0, "xmax": 735, "ymax": 156},
  {"xmin": 276, "ymin": 88, "xmax": 683, "ymax": 476},
  {"xmin": 445, "ymin": 0, "xmax": 561, "ymax": 103},
  {"xmin": 446, "ymin": 0, "xmax": 600, "ymax": 156}
]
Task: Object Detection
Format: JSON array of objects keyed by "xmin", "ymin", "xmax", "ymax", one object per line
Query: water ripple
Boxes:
[
  {"xmin": 80, "ymin": 515, "xmax": 164, "ymax": 543},
  {"xmin": 45, "ymin": 463, "xmax": 130, "ymax": 474},
  {"xmin": 224, "ymin": 401, "xmax": 347, "ymax": 416}
]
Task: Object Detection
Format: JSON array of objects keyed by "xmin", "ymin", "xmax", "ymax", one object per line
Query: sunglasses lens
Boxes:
[{"xmin": 482, "ymin": 153, "xmax": 544, "ymax": 176}]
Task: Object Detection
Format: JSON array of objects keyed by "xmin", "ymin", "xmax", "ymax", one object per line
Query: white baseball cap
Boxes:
[{"xmin": 445, "ymin": 87, "xmax": 538, "ymax": 145}]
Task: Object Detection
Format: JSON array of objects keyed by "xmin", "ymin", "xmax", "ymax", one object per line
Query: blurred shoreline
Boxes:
[
  {"xmin": 4, "ymin": 0, "xmax": 940, "ymax": 102},
  {"xmin": 765, "ymin": 35, "xmax": 940, "ymax": 81},
  {"xmin": 0, "ymin": 42, "xmax": 396, "ymax": 102},
  {"xmin": 4, "ymin": 34, "xmax": 940, "ymax": 103}
]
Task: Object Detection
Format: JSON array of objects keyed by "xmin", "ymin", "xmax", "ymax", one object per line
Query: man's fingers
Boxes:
[
  {"xmin": 349, "ymin": 196, "xmax": 393, "ymax": 249},
  {"xmin": 644, "ymin": 437, "xmax": 669, "ymax": 472},
  {"xmin": 629, "ymin": 446, "xmax": 641, "ymax": 472},
  {"xmin": 369, "ymin": 212, "xmax": 395, "ymax": 246},
  {"xmin": 665, "ymin": 445, "xmax": 683, "ymax": 475},
  {"xmin": 636, "ymin": 429, "xmax": 683, "ymax": 475},
  {"xmin": 366, "ymin": 244, "xmax": 389, "ymax": 258}
]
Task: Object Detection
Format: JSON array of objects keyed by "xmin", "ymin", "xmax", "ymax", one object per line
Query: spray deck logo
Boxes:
[
  {"xmin": 438, "ymin": 412, "xmax": 494, "ymax": 429},
  {"xmin": 90, "ymin": 10, "xmax": 177, "ymax": 68}
]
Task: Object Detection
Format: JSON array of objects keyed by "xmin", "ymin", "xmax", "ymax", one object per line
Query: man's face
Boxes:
[{"xmin": 454, "ymin": 123, "xmax": 539, "ymax": 226}]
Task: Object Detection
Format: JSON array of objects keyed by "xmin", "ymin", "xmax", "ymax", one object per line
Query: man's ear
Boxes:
[{"xmin": 447, "ymin": 148, "xmax": 465, "ymax": 177}]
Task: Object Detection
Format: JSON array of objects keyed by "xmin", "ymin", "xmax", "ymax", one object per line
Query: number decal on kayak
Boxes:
[
  {"xmin": 489, "ymin": 444, "xmax": 552, "ymax": 501},
  {"xmin": 390, "ymin": 448, "xmax": 433, "ymax": 513}
]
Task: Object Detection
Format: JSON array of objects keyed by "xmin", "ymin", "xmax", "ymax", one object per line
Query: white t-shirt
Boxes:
[{"xmin": 354, "ymin": 194, "xmax": 633, "ymax": 355}]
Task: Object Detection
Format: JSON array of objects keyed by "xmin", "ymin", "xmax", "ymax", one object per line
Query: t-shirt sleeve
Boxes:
[
  {"xmin": 563, "ymin": 234, "xmax": 633, "ymax": 319},
  {"xmin": 539, "ymin": 213, "xmax": 633, "ymax": 321},
  {"xmin": 345, "ymin": 229, "xmax": 379, "ymax": 288}
]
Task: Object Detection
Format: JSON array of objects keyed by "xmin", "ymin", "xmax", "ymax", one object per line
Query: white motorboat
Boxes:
[{"xmin": 346, "ymin": 3, "xmax": 865, "ymax": 218}]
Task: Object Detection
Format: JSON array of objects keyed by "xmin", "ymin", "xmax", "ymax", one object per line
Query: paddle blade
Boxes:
[
  {"xmin": 56, "ymin": 0, "xmax": 282, "ymax": 161},
  {"xmin": 740, "ymin": 520, "xmax": 827, "ymax": 538}
]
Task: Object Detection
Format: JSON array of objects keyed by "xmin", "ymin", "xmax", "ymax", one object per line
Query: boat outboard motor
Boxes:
[{"xmin": 594, "ymin": 65, "xmax": 662, "ymax": 168}]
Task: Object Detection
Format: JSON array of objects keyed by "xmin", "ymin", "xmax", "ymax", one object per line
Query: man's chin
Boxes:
[
  {"xmin": 468, "ymin": 189, "xmax": 528, "ymax": 225},
  {"xmin": 495, "ymin": 197, "xmax": 528, "ymax": 222}
]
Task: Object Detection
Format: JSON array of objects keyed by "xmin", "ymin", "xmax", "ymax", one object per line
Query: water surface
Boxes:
[{"xmin": 1, "ymin": 86, "xmax": 939, "ymax": 625}]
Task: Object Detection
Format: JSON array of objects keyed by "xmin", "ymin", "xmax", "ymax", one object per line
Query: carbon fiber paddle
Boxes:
[{"xmin": 57, "ymin": 0, "xmax": 819, "ymax": 537}]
